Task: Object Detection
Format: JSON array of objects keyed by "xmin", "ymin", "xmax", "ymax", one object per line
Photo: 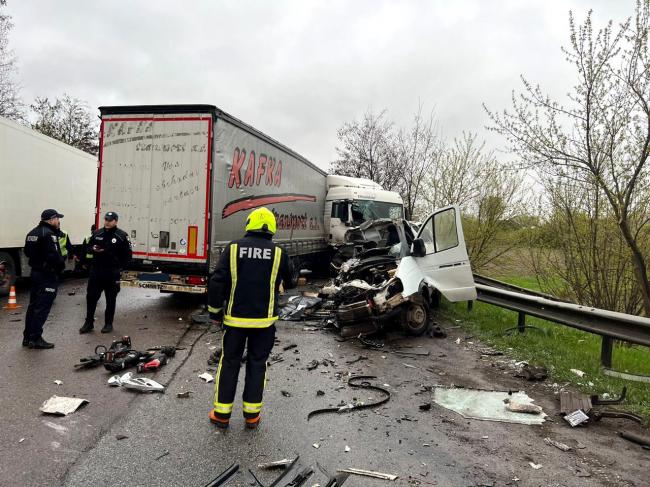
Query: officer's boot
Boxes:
[
  {"xmin": 28, "ymin": 337, "xmax": 55, "ymax": 349},
  {"xmin": 79, "ymin": 321, "xmax": 94, "ymax": 334},
  {"xmin": 101, "ymin": 323, "xmax": 113, "ymax": 334}
]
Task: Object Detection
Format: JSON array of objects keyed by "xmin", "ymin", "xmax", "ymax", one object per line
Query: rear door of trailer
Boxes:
[{"xmin": 98, "ymin": 109, "xmax": 212, "ymax": 267}]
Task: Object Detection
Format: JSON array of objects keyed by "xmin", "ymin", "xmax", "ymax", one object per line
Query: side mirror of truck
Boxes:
[{"xmin": 411, "ymin": 238, "xmax": 426, "ymax": 258}]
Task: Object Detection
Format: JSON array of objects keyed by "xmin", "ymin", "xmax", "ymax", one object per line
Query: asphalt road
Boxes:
[{"xmin": 0, "ymin": 278, "xmax": 648, "ymax": 487}]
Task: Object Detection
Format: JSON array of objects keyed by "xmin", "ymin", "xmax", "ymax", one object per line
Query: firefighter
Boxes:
[
  {"xmin": 79, "ymin": 212, "xmax": 131, "ymax": 334},
  {"xmin": 22, "ymin": 209, "xmax": 66, "ymax": 349},
  {"xmin": 208, "ymin": 207, "xmax": 295, "ymax": 429}
]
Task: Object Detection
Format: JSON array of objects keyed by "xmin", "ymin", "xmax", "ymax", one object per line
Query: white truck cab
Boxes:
[{"xmin": 325, "ymin": 175, "xmax": 404, "ymax": 245}]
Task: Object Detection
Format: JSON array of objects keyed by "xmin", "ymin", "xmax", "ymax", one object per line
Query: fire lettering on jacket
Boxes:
[{"xmin": 228, "ymin": 148, "xmax": 282, "ymax": 188}]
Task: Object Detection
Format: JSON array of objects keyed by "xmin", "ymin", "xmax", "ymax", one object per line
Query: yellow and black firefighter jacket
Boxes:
[{"xmin": 208, "ymin": 232, "xmax": 295, "ymax": 328}]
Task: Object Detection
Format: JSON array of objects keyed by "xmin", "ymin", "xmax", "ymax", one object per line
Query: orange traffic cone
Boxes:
[{"xmin": 3, "ymin": 286, "xmax": 22, "ymax": 310}]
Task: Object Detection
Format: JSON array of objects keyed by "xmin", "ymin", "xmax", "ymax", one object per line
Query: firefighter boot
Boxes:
[
  {"xmin": 245, "ymin": 415, "xmax": 261, "ymax": 430},
  {"xmin": 209, "ymin": 410, "xmax": 229, "ymax": 429}
]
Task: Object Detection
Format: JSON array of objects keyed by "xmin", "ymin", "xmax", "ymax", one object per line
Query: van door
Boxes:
[{"xmin": 396, "ymin": 205, "xmax": 476, "ymax": 301}]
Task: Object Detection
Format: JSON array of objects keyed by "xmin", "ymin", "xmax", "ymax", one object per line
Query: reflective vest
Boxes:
[
  {"xmin": 59, "ymin": 231, "xmax": 69, "ymax": 258},
  {"xmin": 84, "ymin": 235, "xmax": 93, "ymax": 260}
]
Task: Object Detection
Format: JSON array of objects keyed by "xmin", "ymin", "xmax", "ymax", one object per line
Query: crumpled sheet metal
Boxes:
[
  {"xmin": 40, "ymin": 395, "xmax": 89, "ymax": 416},
  {"xmin": 433, "ymin": 388, "xmax": 547, "ymax": 425}
]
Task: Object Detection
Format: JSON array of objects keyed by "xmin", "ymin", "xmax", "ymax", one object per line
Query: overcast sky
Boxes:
[{"xmin": 7, "ymin": 0, "xmax": 633, "ymax": 169}]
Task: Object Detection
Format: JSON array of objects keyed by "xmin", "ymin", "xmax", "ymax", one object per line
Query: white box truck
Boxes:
[
  {"xmin": 97, "ymin": 105, "xmax": 404, "ymax": 293},
  {"xmin": 0, "ymin": 116, "xmax": 97, "ymax": 295}
]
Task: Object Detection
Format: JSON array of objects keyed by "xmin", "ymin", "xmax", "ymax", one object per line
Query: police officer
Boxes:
[
  {"xmin": 80, "ymin": 224, "xmax": 96, "ymax": 267},
  {"xmin": 208, "ymin": 207, "xmax": 294, "ymax": 429},
  {"xmin": 79, "ymin": 212, "xmax": 131, "ymax": 334},
  {"xmin": 22, "ymin": 209, "xmax": 66, "ymax": 349}
]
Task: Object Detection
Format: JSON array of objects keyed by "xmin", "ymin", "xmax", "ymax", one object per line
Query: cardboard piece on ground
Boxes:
[
  {"xmin": 40, "ymin": 396, "xmax": 88, "ymax": 416},
  {"xmin": 433, "ymin": 388, "xmax": 546, "ymax": 425}
]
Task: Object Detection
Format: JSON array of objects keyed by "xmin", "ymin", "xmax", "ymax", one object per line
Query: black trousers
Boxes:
[
  {"xmin": 23, "ymin": 269, "xmax": 58, "ymax": 341},
  {"xmin": 213, "ymin": 325, "xmax": 276, "ymax": 419},
  {"xmin": 85, "ymin": 270, "xmax": 121, "ymax": 326}
]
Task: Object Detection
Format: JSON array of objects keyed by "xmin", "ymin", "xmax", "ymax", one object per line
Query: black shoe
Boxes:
[
  {"xmin": 79, "ymin": 322, "xmax": 94, "ymax": 334},
  {"xmin": 22, "ymin": 339, "xmax": 29, "ymax": 347},
  {"xmin": 101, "ymin": 323, "xmax": 113, "ymax": 334},
  {"xmin": 28, "ymin": 338, "xmax": 55, "ymax": 349}
]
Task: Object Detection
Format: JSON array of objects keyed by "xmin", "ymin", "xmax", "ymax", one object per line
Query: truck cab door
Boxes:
[{"xmin": 397, "ymin": 205, "xmax": 476, "ymax": 302}]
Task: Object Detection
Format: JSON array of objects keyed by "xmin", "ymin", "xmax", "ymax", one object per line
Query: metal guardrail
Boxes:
[{"xmin": 471, "ymin": 274, "xmax": 650, "ymax": 378}]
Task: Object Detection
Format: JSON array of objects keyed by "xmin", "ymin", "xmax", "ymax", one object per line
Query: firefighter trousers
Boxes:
[
  {"xmin": 23, "ymin": 270, "xmax": 58, "ymax": 341},
  {"xmin": 213, "ymin": 324, "xmax": 276, "ymax": 420}
]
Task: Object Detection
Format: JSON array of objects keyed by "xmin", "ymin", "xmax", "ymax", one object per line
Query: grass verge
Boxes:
[{"xmin": 439, "ymin": 276, "xmax": 650, "ymax": 422}]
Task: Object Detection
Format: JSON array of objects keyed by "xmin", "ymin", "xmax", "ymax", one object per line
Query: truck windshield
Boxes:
[{"xmin": 351, "ymin": 200, "xmax": 404, "ymax": 225}]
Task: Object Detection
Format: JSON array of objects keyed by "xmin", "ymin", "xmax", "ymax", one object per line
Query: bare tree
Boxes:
[
  {"xmin": 486, "ymin": 3, "xmax": 650, "ymax": 315},
  {"xmin": 422, "ymin": 132, "xmax": 526, "ymax": 271},
  {"xmin": 331, "ymin": 109, "xmax": 400, "ymax": 191},
  {"xmin": 0, "ymin": 0, "xmax": 25, "ymax": 121},
  {"xmin": 529, "ymin": 176, "xmax": 648, "ymax": 314},
  {"xmin": 393, "ymin": 104, "xmax": 441, "ymax": 220},
  {"xmin": 31, "ymin": 95, "xmax": 98, "ymax": 155}
]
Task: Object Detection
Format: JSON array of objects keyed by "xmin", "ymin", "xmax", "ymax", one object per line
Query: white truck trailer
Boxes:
[
  {"xmin": 97, "ymin": 105, "xmax": 404, "ymax": 293},
  {"xmin": 0, "ymin": 116, "xmax": 97, "ymax": 295}
]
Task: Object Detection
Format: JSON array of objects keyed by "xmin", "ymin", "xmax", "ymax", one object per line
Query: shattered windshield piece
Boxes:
[{"xmin": 351, "ymin": 200, "xmax": 403, "ymax": 225}]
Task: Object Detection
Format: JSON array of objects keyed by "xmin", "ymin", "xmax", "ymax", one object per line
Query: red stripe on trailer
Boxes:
[{"xmin": 222, "ymin": 193, "xmax": 317, "ymax": 218}]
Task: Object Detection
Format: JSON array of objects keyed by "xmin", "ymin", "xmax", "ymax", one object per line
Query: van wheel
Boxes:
[
  {"xmin": 401, "ymin": 300, "xmax": 430, "ymax": 336},
  {"xmin": 0, "ymin": 251, "xmax": 17, "ymax": 296}
]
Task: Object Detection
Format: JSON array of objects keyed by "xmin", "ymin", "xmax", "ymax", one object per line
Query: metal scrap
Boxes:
[
  {"xmin": 337, "ymin": 468, "xmax": 397, "ymax": 481},
  {"xmin": 544, "ymin": 437, "xmax": 572, "ymax": 452},
  {"xmin": 258, "ymin": 459, "xmax": 294, "ymax": 470},
  {"xmin": 203, "ymin": 462, "xmax": 239, "ymax": 486},
  {"xmin": 307, "ymin": 375, "xmax": 391, "ymax": 420},
  {"xmin": 619, "ymin": 430, "xmax": 650, "ymax": 448}
]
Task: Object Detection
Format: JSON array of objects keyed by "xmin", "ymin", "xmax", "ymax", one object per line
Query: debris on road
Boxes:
[
  {"xmin": 281, "ymin": 390, "xmax": 292, "ymax": 397},
  {"xmin": 279, "ymin": 295, "xmax": 323, "ymax": 321},
  {"xmin": 514, "ymin": 364, "xmax": 548, "ymax": 381},
  {"xmin": 337, "ymin": 468, "xmax": 398, "ymax": 481},
  {"xmin": 564, "ymin": 410, "xmax": 590, "ymax": 427},
  {"xmin": 40, "ymin": 396, "xmax": 88, "ymax": 416},
  {"xmin": 345, "ymin": 445, "xmax": 351, "ymax": 452},
  {"xmin": 18, "ymin": 438, "xmax": 25, "ymax": 443},
  {"xmin": 433, "ymin": 388, "xmax": 546, "ymax": 425},
  {"xmin": 560, "ymin": 391, "xmax": 593, "ymax": 415},
  {"xmin": 308, "ymin": 376, "xmax": 391, "ymax": 420},
  {"xmin": 529, "ymin": 462, "xmax": 543, "ymax": 470},
  {"xmin": 312, "ymin": 443, "xmax": 320, "ymax": 449},
  {"xmin": 199, "ymin": 372, "xmax": 214, "ymax": 383},
  {"xmin": 53, "ymin": 380, "xmax": 63, "ymax": 386},
  {"xmin": 257, "ymin": 458, "xmax": 293, "ymax": 470},
  {"xmin": 570, "ymin": 369, "xmax": 586, "ymax": 377},
  {"xmin": 176, "ymin": 391, "xmax": 192, "ymax": 399},
  {"xmin": 618, "ymin": 430, "xmax": 650, "ymax": 448},
  {"xmin": 544, "ymin": 437, "xmax": 572, "ymax": 452},
  {"xmin": 115, "ymin": 434, "xmax": 129, "ymax": 440},
  {"xmin": 419, "ymin": 403, "xmax": 432, "ymax": 411},
  {"xmin": 204, "ymin": 462, "xmax": 239, "ymax": 486},
  {"xmin": 121, "ymin": 376, "xmax": 165, "ymax": 393},
  {"xmin": 504, "ymin": 399, "xmax": 543, "ymax": 415}
]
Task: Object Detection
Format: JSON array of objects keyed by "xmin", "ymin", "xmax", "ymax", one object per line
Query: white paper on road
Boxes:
[
  {"xmin": 433, "ymin": 388, "xmax": 546, "ymax": 425},
  {"xmin": 40, "ymin": 396, "xmax": 88, "ymax": 416}
]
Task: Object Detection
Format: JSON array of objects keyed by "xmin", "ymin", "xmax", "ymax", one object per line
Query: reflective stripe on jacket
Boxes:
[{"xmin": 208, "ymin": 232, "xmax": 294, "ymax": 328}]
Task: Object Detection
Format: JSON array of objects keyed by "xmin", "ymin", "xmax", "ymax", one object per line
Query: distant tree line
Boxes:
[{"xmin": 0, "ymin": 1, "xmax": 98, "ymax": 154}]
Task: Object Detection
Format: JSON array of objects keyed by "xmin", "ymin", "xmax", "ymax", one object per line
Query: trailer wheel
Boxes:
[
  {"xmin": 0, "ymin": 251, "xmax": 17, "ymax": 296},
  {"xmin": 401, "ymin": 300, "xmax": 430, "ymax": 336}
]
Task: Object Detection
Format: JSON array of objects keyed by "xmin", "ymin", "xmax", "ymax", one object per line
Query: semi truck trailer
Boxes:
[
  {"xmin": 96, "ymin": 105, "xmax": 404, "ymax": 293},
  {"xmin": 0, "ymin": 116, "xmax": 97, "ymax": 295}
]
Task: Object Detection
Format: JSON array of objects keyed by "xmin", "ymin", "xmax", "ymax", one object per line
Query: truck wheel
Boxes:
[
  {"xmin": 0, "ymin": 251, "xmax": 17, "ymax": 296},
  {"xmin": 401, "ymin": 300, "xmax": 430, "ymax": 336}
]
